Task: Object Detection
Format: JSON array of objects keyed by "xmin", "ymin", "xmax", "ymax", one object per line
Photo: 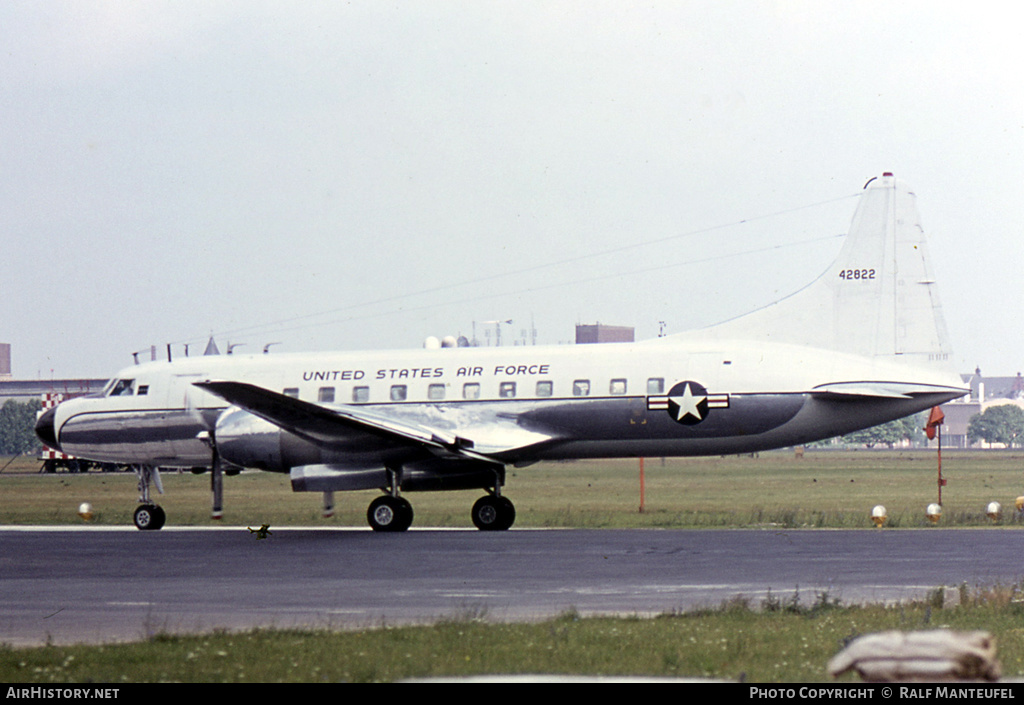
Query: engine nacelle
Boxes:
[
  {"xmin": 214, "ymin": 407, "xmax": 330, "ymax": 472},
  {"xmin": 214, "ymin": 408, "xmax": 506, "ymax": 492},
  {"xmin": 211, "ymin": 407, "xmax": 433, "ymax": 475},
  {"xmin": 214, "ymin": 408, "xmax": 286, "ymax": 470},
  {"xmin": 399, "ymin": 457, "xmax": 504, "ymax": 492},
  {"xmin": 289, "ymin": 457, "xmax": 503, "ymax": 493}
]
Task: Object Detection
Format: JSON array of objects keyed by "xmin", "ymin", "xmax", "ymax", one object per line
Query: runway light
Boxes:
[
  {"xmin": 987, "ymin": 501, "xmax": 1002, "ymax": 522},
  {"xmin": 78, "ymin": 502, "xmax": 93, "ymax": 521},
  {"xmin": 871, "ymin": 505, "xmax": 887, "ymax": 527},
  {"xmin": 926, "ymin": 503, "xmax": 942, "ymax": 523}
]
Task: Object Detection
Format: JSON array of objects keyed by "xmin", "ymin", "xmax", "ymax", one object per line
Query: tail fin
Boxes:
[{"xmin": 693, "ymin": 173, "xmax": 954, "ymax": 372}]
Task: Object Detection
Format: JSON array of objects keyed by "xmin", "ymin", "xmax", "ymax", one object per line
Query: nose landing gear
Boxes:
[
  {"xmin": 133, "ymin": 465, "xmax": 166, "ymax": 531},
  {"xmin": 133, "ymin": 503, "xmax": 166, "ymax": 531}
]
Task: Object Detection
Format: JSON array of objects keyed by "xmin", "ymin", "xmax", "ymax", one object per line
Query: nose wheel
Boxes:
[
  {"xmin": 133, "ymin": 465, "xmax": 166, "ymax": 530},
  {"xmin": 133, "ymin": 504, "xmax": 166, "ymax": 531}
]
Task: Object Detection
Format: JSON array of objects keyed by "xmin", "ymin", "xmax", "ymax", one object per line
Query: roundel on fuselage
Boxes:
[{"xmin": 666, "ymin": 381, "xmax": 710, "ymax": 425}]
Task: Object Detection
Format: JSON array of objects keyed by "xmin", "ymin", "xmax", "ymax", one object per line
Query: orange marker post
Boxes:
[{"xmin": 925, "ymin": 406, "xmax": 946, "ymax": 505}]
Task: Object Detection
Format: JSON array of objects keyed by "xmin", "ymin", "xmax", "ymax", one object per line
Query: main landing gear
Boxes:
[
  {"xmin": 365, "ymin": 492, "xmax": 516, "ymax": 532},
  {"xmin": 365, "ymin": 468, "xmax": 516, "ymax": 532}
]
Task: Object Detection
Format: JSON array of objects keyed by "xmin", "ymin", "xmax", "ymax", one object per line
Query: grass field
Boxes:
[
  {"xmin": 3, "ymin": 449, "xmax": 1024, "ymax": 529},
  {"xmin": 4, "ymin": 449, "xmax": 1024, "ymax": 682},
  {"xmin": 4, "ymin": 587, "xmax": 1024, "ymax": 682}
]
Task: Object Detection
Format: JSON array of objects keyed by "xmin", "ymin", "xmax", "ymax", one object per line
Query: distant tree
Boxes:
[
  {"xmin": 968, "ymin": 404, "xmax": 1024, "ymax": 447},
  {"xmin": 0, "ymin": 399, "xmax": 42, "ymax": 455},
  {"xmin": 842, "ymin": 414, "xmax": 924, "ymax": 448}
]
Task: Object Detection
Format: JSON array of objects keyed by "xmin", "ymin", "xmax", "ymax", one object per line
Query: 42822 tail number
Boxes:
[{"xmin": 839, "ymin": 268, "xmax": 876, "ymax": 281}]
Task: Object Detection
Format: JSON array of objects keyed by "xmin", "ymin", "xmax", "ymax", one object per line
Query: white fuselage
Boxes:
[{"xmin": 44, "ymin": 335, "xmax": 966, "ymax": 470}]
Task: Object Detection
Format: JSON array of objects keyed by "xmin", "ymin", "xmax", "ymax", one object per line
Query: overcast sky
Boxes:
[{"xmin": 2, "ymin": 1, "xmax": 1022, "ymax": 379}]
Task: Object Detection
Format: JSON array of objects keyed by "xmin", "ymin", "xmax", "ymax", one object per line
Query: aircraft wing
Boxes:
[{"xmin": 193, "ymin": 380, "xmax": 555, "ymax": 462}]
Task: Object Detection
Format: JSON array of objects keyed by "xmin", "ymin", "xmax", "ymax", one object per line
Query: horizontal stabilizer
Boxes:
[{"xmin": 811, "ymin": 381, "xmax": 967, "ymax": 400}]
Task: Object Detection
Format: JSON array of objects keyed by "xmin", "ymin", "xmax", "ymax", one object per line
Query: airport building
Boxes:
[
  {"xmin": 0, "ymin": 378, "xmax": 107, "ymax": 406},
  {"xmin": 0, "ymin": 342, "xmax": 106, "ymax": 405},
  {"xmin": 575, "ymin": 324, "xmax": 635, "ymax": 344},
  {"xmin": 941, "ymin": 369, "xmax": 1024, "ymax": 448}
]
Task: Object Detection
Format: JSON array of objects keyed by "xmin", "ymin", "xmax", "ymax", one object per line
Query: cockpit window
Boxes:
[{"xmin": 109, "ymin": 379, "xmax": 135, "ymax": 397}]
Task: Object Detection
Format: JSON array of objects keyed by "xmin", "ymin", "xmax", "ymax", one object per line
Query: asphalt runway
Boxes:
[{"xmin": 2, "ymin": 526, "xmax": 1023, "ymax": 646}]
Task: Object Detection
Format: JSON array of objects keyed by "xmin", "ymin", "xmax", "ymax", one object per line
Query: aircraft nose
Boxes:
[{"xmin": 35, "ymin": 406, "xmax": 60, "ymax": 451}]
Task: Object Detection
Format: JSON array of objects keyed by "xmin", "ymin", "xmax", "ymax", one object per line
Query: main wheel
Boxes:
[
  {"xmin": 471, "ymin": 495, "xmax": 515, "ymax": 531},
  {"xmin": 133, "ymin": 504, "xmax": 166, "ymax": 531},
  {"xmin": 367, "ymin": 496, "xmax": 413, "ymax": 532}
]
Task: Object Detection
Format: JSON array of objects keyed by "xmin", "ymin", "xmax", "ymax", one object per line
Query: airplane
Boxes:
[{"xmin": 35, "ymin": 173, "xmax": 968, "ymax": 532}]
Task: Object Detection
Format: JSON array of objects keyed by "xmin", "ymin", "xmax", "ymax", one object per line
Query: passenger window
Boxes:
[
  {"xmin": 136, "ymin": 385, "xmax": 149, "ymax": 396},
  {"xmin": 572, "ymin": 380, "xmax": 591, "ymax": 397},
  {"xmin": 499, "ymin": 382, "xmax": 516, "ymax": 398},
  {"xmin": 610, "ymin": 379, "xmax": 627, "ymax": 395},
  {"xmin": 318, "ymin": 387, "xmax": 335, "ymax": 403},
  {"xmin": 390, "ymin": 385, "xmax": 407, "ymax": 401},
  {"xmin": 428, "ymin": 384, "xmax": 446, "ymax": 400},
  {"xmin": 647, "ymin": 378, "xmax": 665, "ymax": 394},
  {"xmin": 463, "ymin": 383, "xmax": 481, "ymax": 400},
  {"xmin": 283, "ymin": 387, "xmax": 299, "ymax": 398},
  {"xmin": 536, "ymin": 380, "xmax": 553, "ymax": 397},
  {"xmin": 352, "ymin": 386, "xmax": 369, "ymax": 403}
]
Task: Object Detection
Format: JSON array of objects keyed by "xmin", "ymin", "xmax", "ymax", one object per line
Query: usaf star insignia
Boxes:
[{"xmin": 647, "ymin": 381, "xmax": 729, "ymax": 425}]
